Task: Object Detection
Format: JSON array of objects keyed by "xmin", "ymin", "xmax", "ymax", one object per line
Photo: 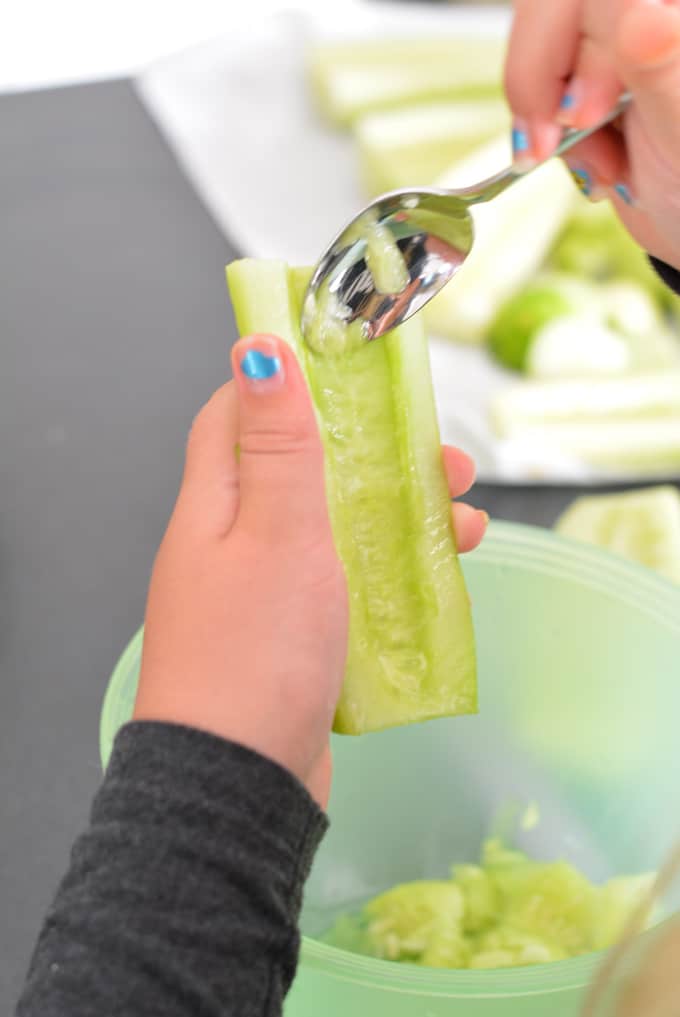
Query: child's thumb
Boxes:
[{"xmin": 231, "ymin": 335, "xmax": 331, "ymax": 544}]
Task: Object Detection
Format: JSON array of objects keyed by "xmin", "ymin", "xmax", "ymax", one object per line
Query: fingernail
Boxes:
[
  {"xmin": 479, "ymin": 510, "xmax": 490, "ymax": 527},
  {"xmin": 556, "ymin": 79, "xmax": 584, "ymax": 126},
  {"xmin": 568, "ymin": 164, "xmax": 594, "ymax": 197},
  {"xmin": 564, "ymin": 160, "xmax": 609, "ymax": 202},
  {"xmin": 613, "ymin": 181, "xmax": 637, "ymax": 207},
  {"xmin": 238, "ymin": 336, "xmax": 285, "ymax": 391},
  {"xmin": 511, "ymin": 119, "xmax": 536, "ymax": 169}
]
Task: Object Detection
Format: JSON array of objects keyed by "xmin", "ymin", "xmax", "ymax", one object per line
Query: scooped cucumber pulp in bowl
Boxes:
[
  {"xmin": 101, "ymin": 523, "xmax": 680, "ymax": 1016},
  {"xmin": 226, "ymin": 259, "xmax": 476, "ymax": 735},
  {"xmin": 322, "ymin": 836, "xmax": 655, "ymax": 969}
]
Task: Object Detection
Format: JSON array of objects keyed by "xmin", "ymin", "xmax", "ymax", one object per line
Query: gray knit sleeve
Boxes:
[{"xmin": 16, "ymin": 722, "xmax": 328, "ymax": 1017}]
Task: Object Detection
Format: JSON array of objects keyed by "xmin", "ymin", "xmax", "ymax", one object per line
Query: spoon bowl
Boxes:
[{"xmin": 302, "ymin": 95, "xmax": 630, "ymax": 349}]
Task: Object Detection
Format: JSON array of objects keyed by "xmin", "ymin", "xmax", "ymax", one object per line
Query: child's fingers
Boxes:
[
  {"xmin": 442, "ymin": 445, "xmax": 476, "ymax": 499},
  {"xmin": 452, "ymin": 502, "xmax": 488, "ymax": 553}
]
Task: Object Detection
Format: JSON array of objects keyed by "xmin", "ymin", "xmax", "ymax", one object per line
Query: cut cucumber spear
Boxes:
[
  {"xmin": 308, "ymin": 37, "xmax": 505, "ymax": 126},
  {"xmin": 354, "ymin": 98, "xmax": 511, "ymax": 196},
  {"xmin": 227, "ymin": 259, "xmax": 476, "ymax": 735}
]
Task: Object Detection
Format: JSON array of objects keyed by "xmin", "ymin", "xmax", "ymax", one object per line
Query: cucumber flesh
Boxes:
[
  {"xmin": 555, "ymin": 486, "xmax": 680, "ymax": 583},
  {"xmin": 308, "ymin": 37, "xmax": 506, "ymax": 126},
  {"xmin": 323, "ymin": 836, "xmax": 655, "ymax": 968},
  {"xmin": 341, "ymin": 212, "xmax": 410, "ymax": 295},
  {"xmin": 226, "ymin": 259, "xmax": 476, "ymax": 735}
]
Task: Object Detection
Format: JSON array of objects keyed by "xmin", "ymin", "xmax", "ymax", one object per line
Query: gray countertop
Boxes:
[{"xmin": 0, "ymin": 78, "xmax": 666, "ymax": 1010}]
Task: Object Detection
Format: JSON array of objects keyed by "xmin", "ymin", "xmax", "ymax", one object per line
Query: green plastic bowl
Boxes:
[{"xmin": 100, "ymin": 521, "xmax": 680, "ymax": 1017}]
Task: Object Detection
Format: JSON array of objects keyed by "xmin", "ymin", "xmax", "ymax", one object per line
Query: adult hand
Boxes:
[
  {"xmin": 134, "ymin": 335, "xmax": 486, "ymax": 808},
  {"xmin": 506, "ymin": 0, "xmax": 680, "ymax": 270}
]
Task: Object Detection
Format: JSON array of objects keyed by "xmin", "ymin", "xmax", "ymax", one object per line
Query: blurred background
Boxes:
[{"xmin": 0, "ymin": 0, "xmax": 507, "ymax": 92}]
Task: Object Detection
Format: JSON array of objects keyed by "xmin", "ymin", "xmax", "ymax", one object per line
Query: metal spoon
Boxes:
[{"xmin": 301, "ymin": 94, "xmax": 631, "ymax": 349}]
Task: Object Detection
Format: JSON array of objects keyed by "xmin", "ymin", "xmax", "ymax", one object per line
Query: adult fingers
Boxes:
[{"xmin": 505, "ymin": 0, "xmax": 582, "ymax": 160}]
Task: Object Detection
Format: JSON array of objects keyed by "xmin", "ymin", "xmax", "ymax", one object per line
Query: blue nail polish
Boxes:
[
  {"xmin": 560, "ymin": 92, "xmax": 576, "ymax": 111},
  {"xmin": 570, "ymin": 167, "xmax": 592, "ymax": 197},
  {"xmin": 240, "ymin": 349, "xmax": 281, "ymax": 380},
  {"xmin": 614, "ymin": 182, "xmax": 634, "ymax": 206},
  {"xmin": 511, "ymin": 127, "xmax": 530, "ymax": 154}
]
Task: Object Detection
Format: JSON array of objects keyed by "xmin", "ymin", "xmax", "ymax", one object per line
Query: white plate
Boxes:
[{"xmin": 136, "ymin": 2, "xmax": 676, "ymax": 485}]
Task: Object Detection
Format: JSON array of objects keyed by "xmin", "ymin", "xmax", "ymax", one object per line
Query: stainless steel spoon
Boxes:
[{"xmin": 302, "ymin": 94, "xmax": 631, "ymax": 349}]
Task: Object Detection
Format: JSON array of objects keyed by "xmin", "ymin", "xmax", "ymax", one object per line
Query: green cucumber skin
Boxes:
[{"xmin": 227, "ymin": 259, "xmax": 476, "ymax": 734}]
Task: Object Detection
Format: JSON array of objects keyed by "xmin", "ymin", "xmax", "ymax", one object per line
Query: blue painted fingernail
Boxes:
[
  {"xmin": 240, "ymin": 349, "xmax": 282, "ymax": 381},
  {"xmin": 556, "ymin": 79, "xmax": 583, "ymax": 125},
  {"xmin": 614, "ymin": 182, "xmax": 635, "ymax": 206},
  {"xmin": 569, "ymin": 166, "xmax": 593, "ymax": 197},
  {"xmin": 511, "ymin": 124, "xmax": 530, "ymax": 154}
]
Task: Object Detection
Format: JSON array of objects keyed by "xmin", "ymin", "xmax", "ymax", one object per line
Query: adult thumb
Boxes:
[
  {"xmin": 231, "ymin": 334, "xmax": 331, "ymax": 545},
  {"xmin": 616, "ymin": 2, "xmax": 680, "ymax": 159}
]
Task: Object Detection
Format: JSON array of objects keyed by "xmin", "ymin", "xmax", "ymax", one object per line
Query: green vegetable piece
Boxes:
[
  {"xmin": 591, "ymin": 874, "xmax": 656, "ymax": 951},
  {"xmin": 451, "ymin": 863, "xmax": 498, "ymax": 933},
  {"xmin": 526, "ymin": 316, "xmax": 633, "ymax": 380},
  {"xmin": 488, "ymin": 277, "xmax": 585, "ymax": 371},
  {"xmin": 308, "ymin": 37, "xmax": 505, "ymax": 127},
  {"xmin": 492, "ymin": 858, "xmax": 597, "ymax": 955},
  {"xmin": 549, "ymin": 200, "xmax": 677, "ymax": 312},
  {"xmin": 601, "ymin": 280, "xmax": 664, "ymax": 338},
  {"xmin": 226, "ymin": 259, "xmax": 476, "ymax": 735},
  {"xmin": 341, "ymin": 211, "xmax": 410, "ymax": 295},
  {"xmin": 354, "ymin": 98, "xmax": 510, "ymax": 196},
  {"xmin": 555, "ymin": 486, "xmax": 680, "ymax": 584},
  {"xmin": 365, "ymin": 881, "xmax": 465, "ymax": 962},
  {"xmin": 322, "ymin": 836, "xmax": 655, "ymax": 969}
]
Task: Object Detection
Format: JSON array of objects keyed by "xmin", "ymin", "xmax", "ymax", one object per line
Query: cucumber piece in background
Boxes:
[
  {"xmin": 526, "ymin": 317, "xmax": 633, "ymax": 380},
  {"xmin": 354, "ymin": 98, "xmax": 510, "ymax": 196},
  {"xmin": 555, "ymin": 487, "xmax": 680, "ymax": 584},
  {"xmin": 492, "ymin": 373, "xmax": 680, "ymax": 474},
  {"xmin": 492, "ymin": 372, "xmax": 680, "ymax": 432},
  {"xmin": 308, "ymin": 37, "xmax": 505, "ymax": 126},
  {"xmin": 227, "ymin": 259, "xmax": 476, "ymax": 735},
  {"xmin": 549, "ymin": 199, "xmax": 678, "ymax": 313}
]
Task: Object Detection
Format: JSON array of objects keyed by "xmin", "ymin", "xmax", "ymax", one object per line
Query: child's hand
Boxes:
[
  {"xmin": 506, "ymin": 0, "xmax": 680, "ymax": 270},
  {"xmin": 133, "ymin": 335, "xmax": 486, "ymax": 808}
]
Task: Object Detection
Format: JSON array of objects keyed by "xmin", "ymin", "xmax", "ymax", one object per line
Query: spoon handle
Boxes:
[
  {"xmin": 554, "ymin": 92, "xmax": 632, "ymax": 160},
  {"xmin": 461, "ymin": 92, "xmax": 632, "ymax": 206}
]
